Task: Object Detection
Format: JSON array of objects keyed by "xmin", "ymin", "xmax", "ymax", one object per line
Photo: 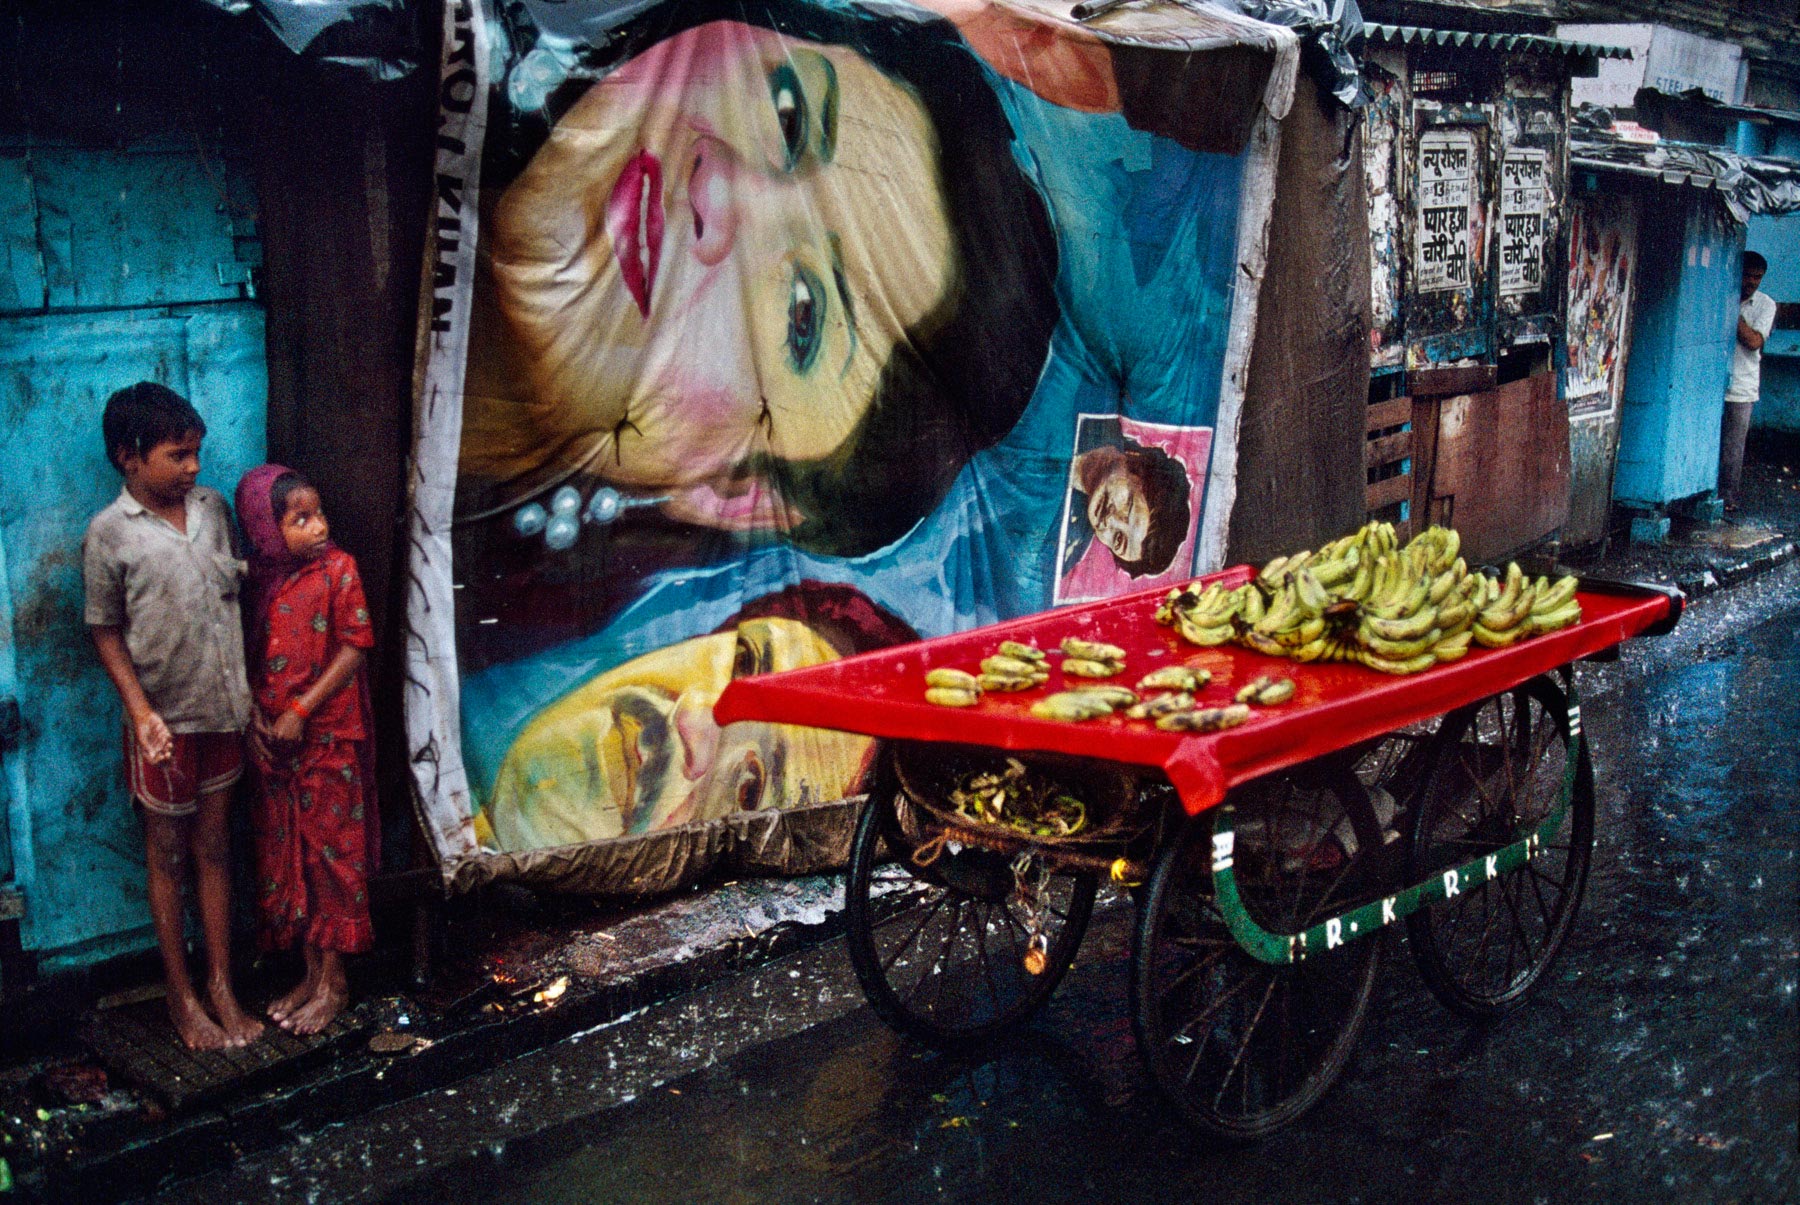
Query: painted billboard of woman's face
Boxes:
[{"xmin": 471, "ymin": 21, "xmax": 953, "ymax": 532}]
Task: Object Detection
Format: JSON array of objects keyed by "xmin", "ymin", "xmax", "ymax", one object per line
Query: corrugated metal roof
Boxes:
[{"xmin": 1363, "ymin": 23, "xmax": 1634, "ymax": 61}]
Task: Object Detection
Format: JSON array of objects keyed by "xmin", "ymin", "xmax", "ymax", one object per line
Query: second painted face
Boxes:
[
  {"xmin": 479, "ymin": 21, "xmax": 957, "ymax": 531},
  {"xmin": 280, "ymin": 486, "xmax": 331, "ymax": 560}
]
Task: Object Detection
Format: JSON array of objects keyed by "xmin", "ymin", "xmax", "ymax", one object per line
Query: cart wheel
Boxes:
[
  {"xmin": 1130, "ymin": 768, "xmax": 1384, "ymax": 1141},
  {"xmin": 1406, "ymin": 675, "xmax": 1594, "ymax": 1019},
  {"xmin": 844, "ymin": 750, "xmax": 1097, "ymax": 1048}
]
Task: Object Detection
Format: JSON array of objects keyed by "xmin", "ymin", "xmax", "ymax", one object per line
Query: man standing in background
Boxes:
[{"xmin": 1722, "ymin": 251, "xmax": 1775, "ymax": 514}]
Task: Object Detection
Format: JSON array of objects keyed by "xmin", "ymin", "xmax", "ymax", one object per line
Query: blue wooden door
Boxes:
[{"xmin": 0, "ymin": 145, "xmax": 265, "ymax": 969}]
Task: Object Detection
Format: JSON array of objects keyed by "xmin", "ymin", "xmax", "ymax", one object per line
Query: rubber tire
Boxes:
[
  {"xmin": 843, "ymin": 751, "xmax": 1096, "ymax": 1048},
  {"xmin": 1405, "ymin": 675, "xmax": 1595, "ymax": 1019},
  {"xmin": 1131, "ymin": 770, "xmax": 1384, "ymax": 1141}
]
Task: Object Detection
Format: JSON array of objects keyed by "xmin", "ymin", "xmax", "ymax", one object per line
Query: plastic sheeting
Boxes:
[
  {"xmin": 404, "ymin": 0, "xmax": 1302, "ymax": 894},
  {"xmin": 194, "ymin": 0, "xmax": 419, "ymax": 79},
  {"xmin": 1572, "ymin": 123, "xmax": 1800, "ymax": 223}
]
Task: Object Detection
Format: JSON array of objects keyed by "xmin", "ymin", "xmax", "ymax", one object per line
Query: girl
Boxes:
[{"xmin": 236, "ymin": 464, "xmax": 379, "ymax": 1034}]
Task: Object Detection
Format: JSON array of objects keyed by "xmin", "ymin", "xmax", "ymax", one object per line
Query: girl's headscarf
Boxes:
[{"xmin": 236, "ymin": 462, "xmax": 306, "ymax": 635}]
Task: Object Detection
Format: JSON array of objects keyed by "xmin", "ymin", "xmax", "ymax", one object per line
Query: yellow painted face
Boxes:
[
  {"xmin": 470, "ymin": 20, "xmax": 957, "ymax": 533},
  {"xmin": 484, "ymin": 617, "xmax": 873, "ymax": 850}
]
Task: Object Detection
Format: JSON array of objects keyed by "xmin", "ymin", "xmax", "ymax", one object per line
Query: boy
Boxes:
[{"xmin": 83, "ymin": 382, "xmax": 263, "ymax": 1050}]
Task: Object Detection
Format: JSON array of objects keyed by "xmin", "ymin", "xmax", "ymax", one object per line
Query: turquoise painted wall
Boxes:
[
  {"xmin": 0, "ymin": 146, "xmax": 265, "ymax": 968},
  {"xmin": 1614, "ymin": 195, "xmax": 1742, "ymax": 506}
]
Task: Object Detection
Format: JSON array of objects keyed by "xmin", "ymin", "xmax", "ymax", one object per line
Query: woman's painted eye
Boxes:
[
  {"xmin": 733, "ymin": 751, "xmax": 767, "ymax": 811},
  {"xmin": 786, "ymin": 266, "xmax": 826, "ymax": 373},
  {"xmin": 768, "ymin": 64, "xmax": 807, "ymax": 169}
]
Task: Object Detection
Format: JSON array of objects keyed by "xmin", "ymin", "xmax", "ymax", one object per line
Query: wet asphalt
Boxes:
[{"xmin": 151, "ymin": 561, "xmax": 1799, "ymax": 1205}]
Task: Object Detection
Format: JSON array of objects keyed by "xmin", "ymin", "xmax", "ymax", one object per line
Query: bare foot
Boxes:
[
  {"xmin": 168, "ymin": 993, "xmax": 230, "ymax": 1051},
  {"xmin": 207, "ymin": 977, "xmax": 266, "ymax": 1046},
  {"xmin": 282, "ymin": 949, "xmax": 348, "ymax": 1036},
  {"xmin": 282, "ymin": 981, "xmax": 347, "ymax": 1036},
  {"xmin": 267, "ymin": 977, "xmax": 315, "ymax": 1024},
  {"xmin": 270, "ymin": 943, "xmax": 322, "ymax": 1024}
]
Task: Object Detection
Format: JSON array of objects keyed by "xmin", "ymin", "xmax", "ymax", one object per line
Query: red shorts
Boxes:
[{"xmin": 124, "ymin": 729, "xmax": 243, "ymax": 817}]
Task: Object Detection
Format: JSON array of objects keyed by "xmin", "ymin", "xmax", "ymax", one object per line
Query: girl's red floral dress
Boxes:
[{"xmin": 252, "ymin": 546, "xmax": 377, "ymax": 952}]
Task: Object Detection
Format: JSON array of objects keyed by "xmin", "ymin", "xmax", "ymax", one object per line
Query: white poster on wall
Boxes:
[
  {"xmin": 1499, "ymin": 148, "xmax": 1549, "ymax": 297},
  {"xmin": 1415, "ymin": 129, "xmax": 1475, "ymax": 293}
]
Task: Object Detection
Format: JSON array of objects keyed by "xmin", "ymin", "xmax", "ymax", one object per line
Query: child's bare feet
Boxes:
[
  {"xmin": 168, "ymin": 992, "xmax": 230, "ymax": 1051},
  {"xmin": 207, "ymin": 976, "xmax": 265, "ymax": 1046},
  {"xmin": 281, "ymin": 948, "xmax": 348, "ymax": 1036},
  {"xmin": 267, "ymin": 977, "xmax": 315, "ymax": 1024}
]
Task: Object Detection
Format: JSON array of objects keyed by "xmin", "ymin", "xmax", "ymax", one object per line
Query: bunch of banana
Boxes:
[
  {"xmin": 1159, "ymin": 521, "xmax": 1582, "ymax": 676},
  {"xmin": 1030, "ymin": 686, "xmax": 1135, "ymax": 722},
  {"xmin": 1156, "ymin": 580, "xmax": 1250, "ymax": 647},
  {"xmin": 1060, "ymin": 636, "xmax": 1127, "ymax": 677},
  {"xmin": 1125, "ymin": 691, "xmax": 1195, "ymax": 720},
  {"xmin": 980, "ymin": 651, "xmax": 1050, "ymax": 692},
  {"xmin": 1470, "ymin": 563, "xmax": 1581, "ymax": 648},
  {"xmin": 1137, "ymin": 665, "xmax": 1211, "ymax": 693},
  {"xmin": 1234, "ymin": 674, "xmax": 1295, "ymax": 705},
  {"xmin": 924, "ymin": 667, "xmax": 981, "ymax": 707}
]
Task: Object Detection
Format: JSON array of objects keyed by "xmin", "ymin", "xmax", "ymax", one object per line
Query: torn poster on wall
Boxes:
[
  {"xmin": 1416, "ymin": 128, "xmax": 1475, "ymax": 293},
  {"xmin": 1499, "ymin": 148, "xmax": 1549, "ymax": 297},
  {"xmin": 402, "ymin": 0, "xmax": 1299, "ymax": 889}
]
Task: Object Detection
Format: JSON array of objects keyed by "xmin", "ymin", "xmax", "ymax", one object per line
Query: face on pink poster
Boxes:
[{"xmin": 1053, "ymin": 414, "xmax": 1210, "ymax": 605}]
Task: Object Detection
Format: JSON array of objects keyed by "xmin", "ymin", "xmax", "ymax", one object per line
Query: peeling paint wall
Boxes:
[
  {"xmin": 0, "ymin": 9, "xmax": 268, "ymax": 966},
  {"xmin": 1364, "ymin": 49, "xmax": 1407, "ymax": 374}
]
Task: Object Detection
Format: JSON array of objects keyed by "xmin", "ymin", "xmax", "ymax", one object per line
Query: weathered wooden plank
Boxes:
[
  {"xmin": 1366, "ymin": 473, "xmax": 1413, "ymax": 510},
  {"xmin": 1365, "ymin": 430, "xmax": 1413, "ymax": 470},
  {"xmin": 1410, "ymin": 365, "xmax": 1497, "ymax": 397},
  {"xmin": 1365, "ymin": 397, "xmax": 1413, "ymax": 432}
]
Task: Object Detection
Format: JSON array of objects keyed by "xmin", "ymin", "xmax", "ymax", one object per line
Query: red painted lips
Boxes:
[{"xmin": 608, "ymin": 150, "xmax": 664, "ymax": 317}]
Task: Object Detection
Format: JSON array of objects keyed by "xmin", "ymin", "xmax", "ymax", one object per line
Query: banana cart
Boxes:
[{"xmin": 713, "ymin": 567, "xmax": 1682, "ymax": 1140}]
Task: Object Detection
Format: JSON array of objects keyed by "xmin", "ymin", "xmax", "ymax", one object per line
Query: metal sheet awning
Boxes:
[{"xmin": 1362, "ymin": 23, "xmax": 1634, "ymax": 62}]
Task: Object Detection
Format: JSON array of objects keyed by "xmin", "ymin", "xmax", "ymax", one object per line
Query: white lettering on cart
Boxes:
[
  {"xmin": 1211, "ymin": 831, "xmax": 1235, "ymax": 873},
  {"xmin": 1486, "ymin": 855, "xmax": 1499, "ymax": 881},
  {"xmin": 1382, "ymin": 897, "xmax": 1397, "ymax": 925},
  {"xmin": 1568, "ymin": 704, "xmax": 1582, "ymax": 737},
  {"xmin": 1326, "ymin": 918, "xmax": 1344, "ymax": 949},
  {"xmin": 1443, "ymin": 869, "xmax": 1461, "ymax": 898}
]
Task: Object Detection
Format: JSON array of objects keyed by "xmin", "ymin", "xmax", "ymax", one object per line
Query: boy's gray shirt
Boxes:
[{"xmin": 83, "ymin": 484, "xmax": 252, "ymax": 733}]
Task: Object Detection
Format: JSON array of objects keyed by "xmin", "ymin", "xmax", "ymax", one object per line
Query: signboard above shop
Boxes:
[{"xmin": 1557, "ymin": 23, "xmax": 1743, "ymax": 109}]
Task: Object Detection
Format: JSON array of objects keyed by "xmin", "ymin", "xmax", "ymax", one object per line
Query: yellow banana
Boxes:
[
  {"xmin": 1278, "ymin": 616, "xmax": 1327, "ymax": 648},
  {"xmin": 1527, "ymin": 601, "xmax": 1582, "ymax": 636},
  {"xmin": 1030, "ymin": 692, "xmax": 1115, "ymax": 721},
  {"xmin": 1472, "ymin": 621, "xmax": 1525, "ymax": 649},
  {"xmin": 1061, "ymin": 637, "xmax": 1125, "ymax": 663},
  {"xmin": 1177, "ymin": 615, "xmax": 1236, "ymax": 647},
  {"xmin": 998, "ymin": 641, "xmax": 1047, "ymax": 664},
  {"xmin": 1533, "ymin": 574, "xmax": 1579, "ymax": 612},
  {"xmin": 1358, "ymin": 648, "xmax": 1437, "ymax": 675},
  {"xmin": 926, "ymin": 668, "xmax": 980, "ymax": 690},
  {"xmin": 1156, "ymin": 703, "xmax": 1252, "ymax": 733},
  {"xmin": 1434, "ymin": 598, "xmax": 1476, "ymax": 633},
  {"xmin": 1427, "ymin": 568, "xmax": 1458, "ymax": 606},
  {"xmin": 1063, "ymin": 657, "xmax": 1124, "ymax": 678},
  {"xmin": 1361, "ymin": 626, "xmax": 1440, "ymax": 660},
  {"xmin": 926, "ymin": 686, "xmax": 981, "ymax": 707},
  {"xmin": 1240, "ymin": 631, "xmax": 1288, "ymax": 658},
  {"xmin": 1433, "ymin": 630, "xmax": 1471, "ymax": 662},
  {"xmin": 978, "ymin": 673, "xmax": 1037, "ymax": 693},
  {"xmin": 1126, "ymin": 691, "xmax": 1195, "ymax": 720}
]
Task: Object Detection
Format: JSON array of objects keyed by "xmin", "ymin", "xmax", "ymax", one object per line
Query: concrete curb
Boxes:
[{"xmin": 19, "ymin": 881, "xmax": 854, "ymax": 1202}]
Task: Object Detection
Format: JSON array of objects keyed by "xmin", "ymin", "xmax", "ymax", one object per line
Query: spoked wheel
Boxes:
[
  {"xmin": 843, "ymin": 747, "xmax": 1097, "ymax": 1048},
  {"xmin": 1406, "ymin": 674, "xmax": 1594, "ymax": 1019},
  {"xmin": 1131, "ymin": 765, "xmax": 1384, "ymax": 1140}
]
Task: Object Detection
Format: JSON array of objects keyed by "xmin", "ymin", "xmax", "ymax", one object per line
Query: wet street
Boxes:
[{"xmin": 156, "ymin": 563, "xmax": 1798, "ymax": 1204}]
